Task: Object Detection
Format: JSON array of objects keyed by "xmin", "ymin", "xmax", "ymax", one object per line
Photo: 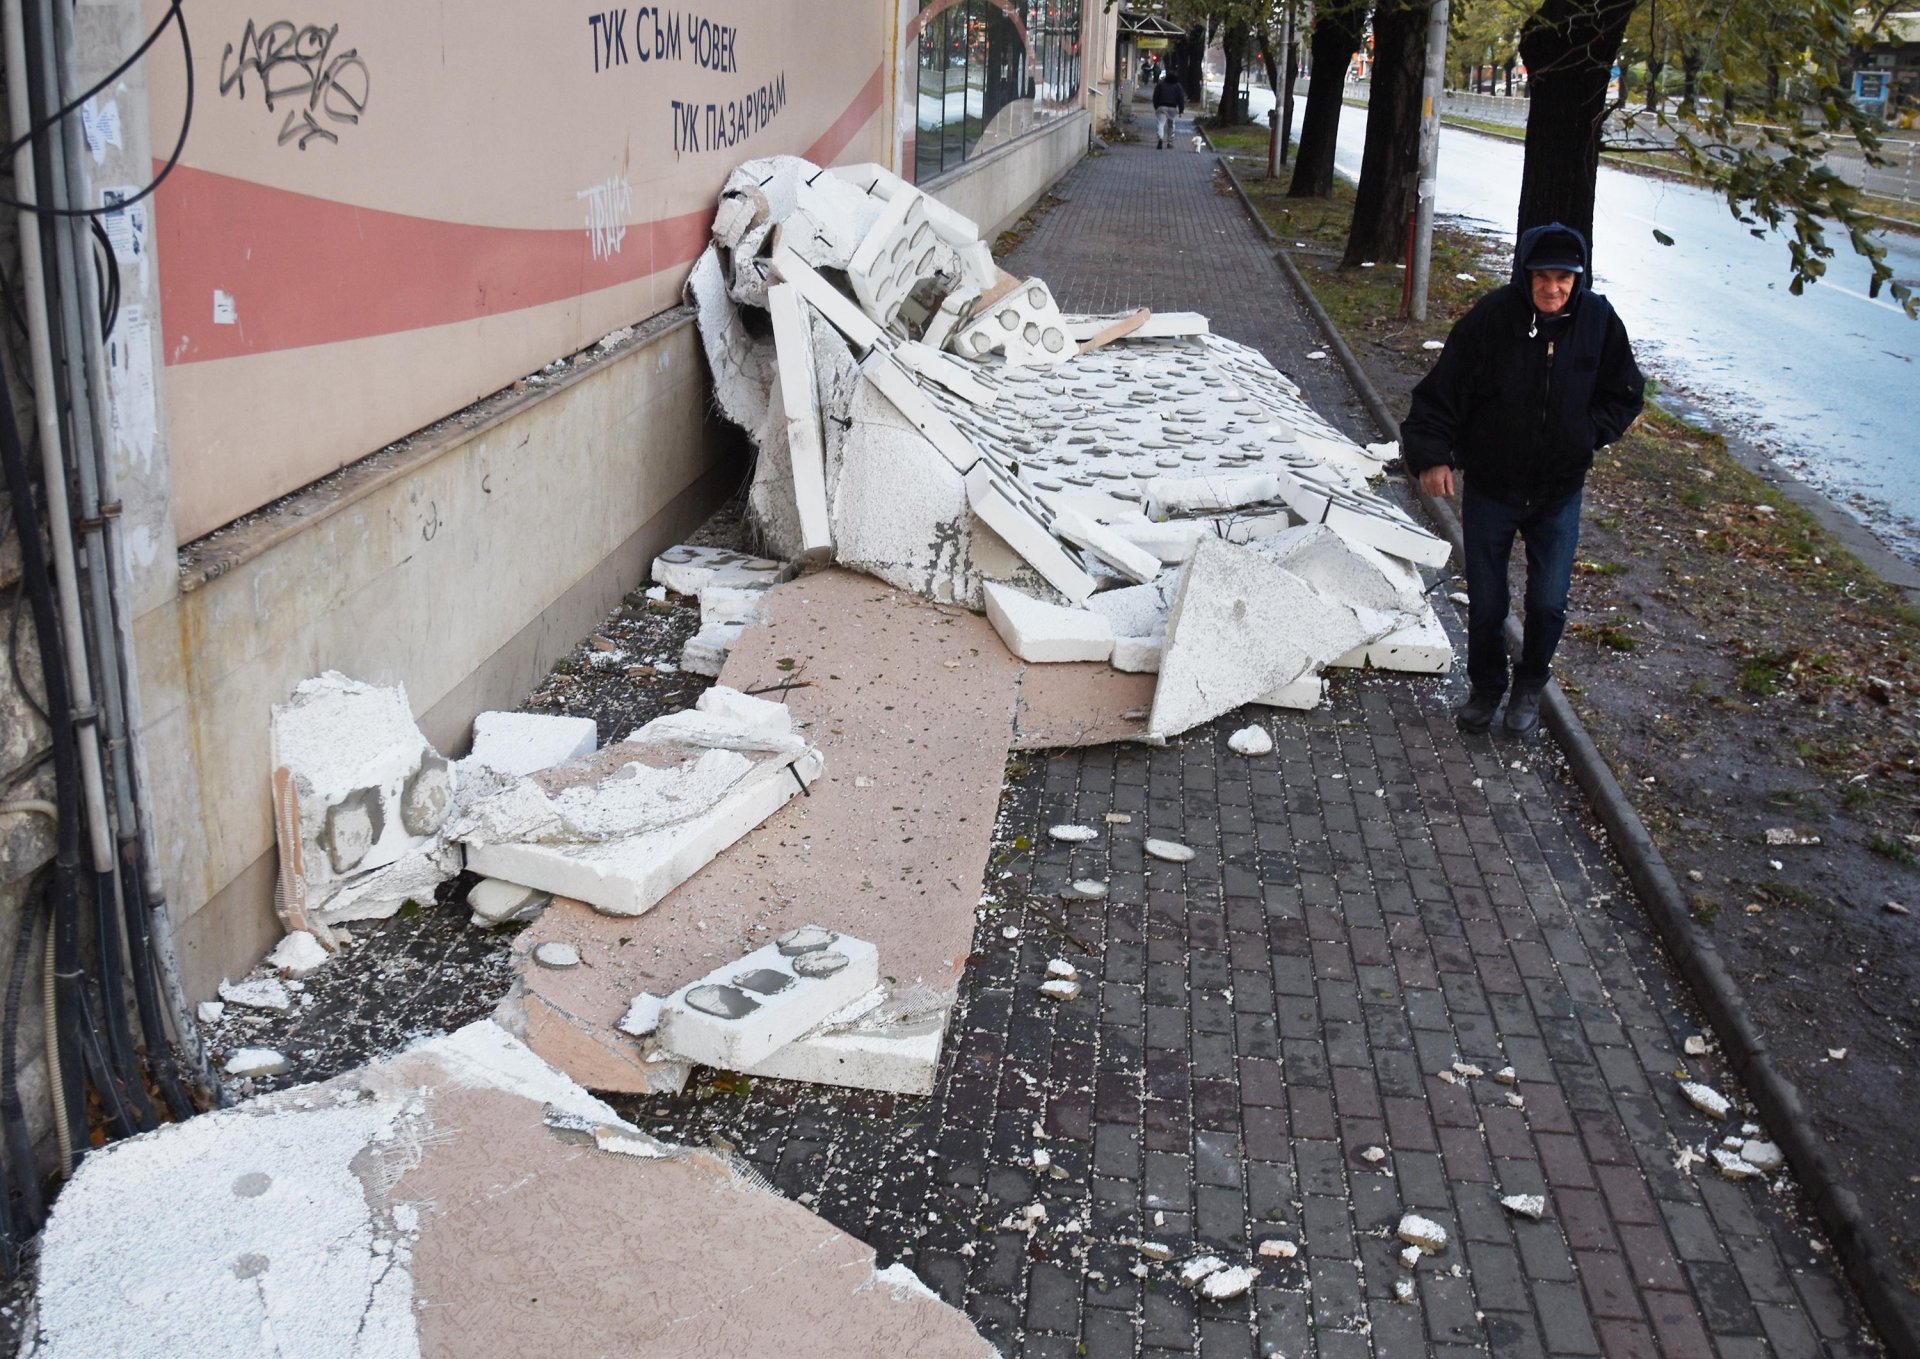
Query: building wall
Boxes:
[{"xmin": 88, "ymin": 1, "xmax": 1107, "ymax": 998}]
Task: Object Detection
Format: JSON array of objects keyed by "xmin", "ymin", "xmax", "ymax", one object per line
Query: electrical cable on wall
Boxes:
[{"xmin": 0, "ymin": 0, "xmax": 190, "ymax": 218}]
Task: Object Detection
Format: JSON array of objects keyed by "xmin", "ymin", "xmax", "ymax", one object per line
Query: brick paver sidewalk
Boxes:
[{"xmin": 617, "ymin": 113, "xmax": 1883, "ymax": 1357}]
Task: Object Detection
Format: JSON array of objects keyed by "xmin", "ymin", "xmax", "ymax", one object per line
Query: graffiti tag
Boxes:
[
  {"xmin": 577, "ymin": 176, "xmax": 633, "ymax": 259},
  {"xmin": 220, "ymin": 20, "xmax": 371, "ymax": 150}
]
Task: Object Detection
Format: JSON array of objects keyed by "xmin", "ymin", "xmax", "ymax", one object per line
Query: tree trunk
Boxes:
[
  {"xmin": 1289, "ymin": 4, "xmax": 1365, "ymax": 197},
  {"xmin": 1342, "ymin": 0, "xmax": 1431, "ymax": 266},
  {"xmin": 1680, "ymin": 47, "xmax": 1700, "ymax": 112},
  {"xmin": 1646, "ymin": 58, "xmax": 1663, "ymax": 109},
  {"xmin": 1221, "ymin": 21, "xmax": 1250, "ymax": 124},
  {"xmin": 1181, "ymin": 26, "xmax": 1206, "ymax": 105},
  {"xmin": 1505, "ymin": 58, "xmax": 1516, "ymax": 96},
  {"xmin": 1516, "ymin": 0, "xmax": 1643, "ymax": 258}
]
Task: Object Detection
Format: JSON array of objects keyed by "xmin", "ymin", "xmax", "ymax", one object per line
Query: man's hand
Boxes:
[{"xmin": 1417, "ymin": 465, "xmax": 1456, "ymax": 498}]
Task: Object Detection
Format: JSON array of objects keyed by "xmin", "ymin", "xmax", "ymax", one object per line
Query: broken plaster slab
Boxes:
[
  {"xmin": 767, "ymin": 282, "xmax": 835, "ymax": 558},
  {"xmin": 1150, "ymin": 537, "xmax": 1383, "ymax": 738},
  {"xmin": 952, "ymin": 278, "xmax": 1074, "ymax": 367},
  {"xmin": 651, "ymin": 544, "xmax": 795, "ymax": 598},
  {"xmin": 1064, "ymin": 310, "xmax": 1210, "ymax": 342},
  {"xmin": 741, "ymin": 1004, "xmax": 947, "ymax": 1096},
  {"xmin": 1329, "ymin": 609, "xmax": 1453, "ymax": 674},
  {"xmin": 1253, "ymin": 675, "xmax": 1329, "ymax": 710},
  {"xmin": 463, "ymin": 711, "xmax": 598, "ymax": 779},
  {"xmin": 847, "ymin": 187, "xmax": 951, "ymax": 328},
  {"xmin": 1253, "ymin": 522, "xmax": 1428, "ymax": 618},
  {"xmin": 982, "ymin": 581, "xmax": 1114, "ymax": 664},
  {"xmin": 658, "ymin": 928, "xmax": 882, "ymax": 1071},
  {"xmin": 465, "ymin": 748, "xmax": 823, "ymax": 918},
  {"xmin": 30, "ymin": 1019, "xmax": 994, "ymax": 1358},
  {"xmin": 772, "ymin": 245, "xmax": 885, "ymax": 352},
  {"xmin": 964, "ymin": 462, "xmax": 1097, "ymax": 605}
]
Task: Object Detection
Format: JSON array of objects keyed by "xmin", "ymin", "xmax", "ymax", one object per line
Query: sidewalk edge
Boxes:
[{"xmin": 1212, "ymin": 143, "xmax": 1920, "ymax": 1356}]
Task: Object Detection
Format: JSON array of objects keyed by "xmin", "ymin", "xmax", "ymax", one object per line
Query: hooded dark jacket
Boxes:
[
  {"xmin": 1400, "ymin": 223, "xmax": 1645, "ymax": 507},
  {"xmin": 1152, "ymin": 76, "xmax": 1186, "ymax": 111}
]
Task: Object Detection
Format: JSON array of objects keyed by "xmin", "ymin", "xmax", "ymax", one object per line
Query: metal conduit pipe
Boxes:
[
  {"xmin": 45, "ymin": 0, "xmax": 191, "ymax": 1119},
  {"xmin": 19, "ymin": 0, "xmax": 152, "ymax": 1132},
  {"xmin": 2, "ymin": 0, "xmax": 87, "ymax": 1163}
]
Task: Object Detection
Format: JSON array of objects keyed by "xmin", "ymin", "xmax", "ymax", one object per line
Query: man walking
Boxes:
[
  {"xmin": 1400, "ymin": 222, "xmax": 1646, "ymax": 736},
  {"xmin": 1152, "ymin": 70, "xmax": 1186, "ymax": 149}
]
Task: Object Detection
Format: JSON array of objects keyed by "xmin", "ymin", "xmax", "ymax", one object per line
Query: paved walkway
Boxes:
[{"xmin": 615, "ymin": 116, "xmax": 1883, "ymax": 1356}]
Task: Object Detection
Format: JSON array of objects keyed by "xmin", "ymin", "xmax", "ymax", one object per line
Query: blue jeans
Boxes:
[{"xmin": 1461, "ymin": 484, "xmax": 1583, "ymax": 696}]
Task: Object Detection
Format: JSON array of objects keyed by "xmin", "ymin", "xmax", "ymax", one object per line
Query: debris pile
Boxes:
[{"xmin": 684, "ymin": 155, "xmax": 1452, "ymax": 735}]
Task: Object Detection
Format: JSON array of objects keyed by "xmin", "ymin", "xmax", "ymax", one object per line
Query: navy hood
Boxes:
[{"xmin": 1511, "ymin": 222, "xmax": 1590, "ymax": 291}]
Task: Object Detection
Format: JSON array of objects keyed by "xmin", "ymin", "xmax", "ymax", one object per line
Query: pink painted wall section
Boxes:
[{"xmin": 145, "ymin": 1, "xmax": 893, "ymax": 539}]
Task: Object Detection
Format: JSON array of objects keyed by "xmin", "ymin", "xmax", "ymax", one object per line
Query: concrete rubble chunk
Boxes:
[
  {"xmin": 1394, "ymin": 1277, "xmax": 1417, "ymax": 1303},
  {"xmin": 1049, "ymin": 823, "xmax": 1098, "ymax": 843},
  {"xmin": 223, "ymin": 1047, "xmax": 288, "ymax": 1078},
  {"xmin": 657, "ymin": 929, "xmax": 880, "ymax": 1070},
  {"xmin": 196, "ymin": 1001, "xmax": 224, "ymax": 1024},
  {"xmin": 1493, "ymin": 1066, "xmax": 1519, "ymax": 1084},
  {"xmin": 1396, "ymin": 1214, "xmax": 1449, "ymax": 1253},
  {"xmin": 618, "ymin": 993, "xmax": 664, "ymax": 1038},
  {"xmin": 266, "ymin": 930, "xmax": 329, "ymax": 978},
  {"xmin": 1400, "ymin": 1245, "xmax": 1423, "ymax": 1270},
  {"xmin": 1258, "ymin": 1238, "xmax": 1298, "ymax": 1259},
  {"xmin": 467, "ymin": 877, "xmax": 552, "ymax": 929},
  {"xmin": 1200, "ymin": 1265, "xmax": 1258, "ymax": 1300},
  {"xmin": 1681, "ymin": 1080, "xmax": 1732, "ymax": 1119},
  {"xmin": 1684, "ymin": 1035, "xmax": 1710, "ymax": 1056},
  {"xmin": 219, "ymin": 978, "xmax": 291, "ymax": 1013},
  {"xmin": 270, "ymin": 672, "xmax": 457, "ymax": 935},
  {"xmin": 1038, "ymin": 979, "xmax": 1082, "ymax": 1001},
  {"xmin": 1500, "ymin": 1194, "xmax": 1548, "ymax": 1220},
  {"xmin": 1144, "ymin": 839, "xmax": 1196, "ymax": 864},
  {"xmin": 985, "ymin": 583, "xmax": 1114, "ymax": 664},
  {"xmin": 1712, "ymin": 1147, "xmax": 1763, "ymax": 1179},
  {"xmin": 1227, "ymin": 725, "xmax": 1274, "ymax": 756},
  {"xmin": 1740, "ymin": 1139, "xmax": 1785, "ymax": 1172},
  {"xmin": 464, "ymin": 711, "xmax": 598, "ymax": 779},
  {"xmin": 1178, "ymin": 1255, "xmax": 1227, "ymax": 1286},
  {"xmin": 533, "ymin": 941, "xmax": 581, "ymax": 969},
  {"xmin": 1045, "ymin": 960, "xmax": 1078, "ymax": 980},
  {"xmin": 1139, "ymin": 1241, "xmax": 1175, "ymax": 1261}
]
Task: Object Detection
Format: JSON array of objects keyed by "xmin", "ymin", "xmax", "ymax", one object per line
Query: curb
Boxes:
[{"xmin": 1212, "ymin": 142, "xmax": 1920, "ymax": 1356}]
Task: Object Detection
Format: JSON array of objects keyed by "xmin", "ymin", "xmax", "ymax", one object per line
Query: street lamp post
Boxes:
[{"xmin": 1410, "ymin": 0, "xmax": 1451, "ymax": 321}]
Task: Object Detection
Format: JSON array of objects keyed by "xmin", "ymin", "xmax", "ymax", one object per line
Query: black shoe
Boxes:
[
  {"xmin": 1504, "ymin": 687, "xmax": 1544, "ymax": 735},
  {"xmin": 1455, "ymin": 690, "xmax": 1501, "ymax": 733}
]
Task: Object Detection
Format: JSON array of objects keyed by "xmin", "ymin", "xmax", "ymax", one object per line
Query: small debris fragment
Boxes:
[
  {"xmin": 1500, "ymin": 1194, "xmax": 1547, "ymax": 1221},
  {"xmin": 1258, "ymin": 1238, "xmax": 1298, "ymax": 1259},
  {"xmin": 196, "ymin": 1001, "xmax": 225, "ymax": 1025},
  {"xmin": 1360, "ymin": 1145, "xmax": 1387, "ymax": 1164},
  {"xmin": 224, "ymin": 1047, "xmax": 288, "ymax": 1078},
  {"xmin": 1022, "ymin": 1204, "xmax": 1047, "ymax": 1225},
  {"xmin": 1885, "ymin": 901, "xmax": 1911, "ymax": 915},
  {"xmin": 1763, "ymin": 827, "xmax": 1821, "ymax": 846},
  {"xmin": 1436, "ymin": 1070, "xmax": 1457, "ymax": 1085},
  {"xmin": 1712, "ymin": 1148, "xmax": 1762, "ymax": 1180},
  {"xmin": 1683, "ymin": 1035, "xmax": 1709, "ymax": 1057},
  {"xmin": 1068, "ymin": 880, "xmax": 1109, "ymax": 899},
  {"xmin": 1452, "ymin": 1061, "xmax": 1483, "ymax": 1079},
  {"xmin": 1740, "ymin": 1140, "xmax": 1785, "ymax": 1172},
  {"xmin": 1680, "ymin": 1081, "xmax": 1731, "ymax": 1119},
  {"xmin": 1492, "ymin": 1066, "xmax": 1517, "ymax": 1085},
  {"xmin": 533, "ymin": 941, "xmax": 582, "ymax": 969},
  {"xmin": 1447, "ymin": 591, "xmax": 1470, "ymax": 606},
  {"xmin": 1046, "ymin": 959, "xmax": 1079, "ymax": 980},
  {"xmin": 1305, "ymin": 350, "xmax": 1328, "ymax": 361},
  {"xmin": 1178, "ymin": 1255, "xmax": 1227, "ymax": 1286},
  {"xmin": 1144, "ymin": 838, "xmax": 1195, "ymax": 863},
  {"xmin": 1421, "ymin": 339, "xmax": 1444, "ymax": 351},
  {"xmin": 1049, "ymin": 824, "xmax": 1098, "ymax": 843},
  {"xmin": 1506, "ymin": 1093, "xmax": 1525, "ymax": 1108},
  {"xmin": 1002, "ymin": 925, "xmax": 1020, "ymax": 940},
  {"xmin": 1139, "ymin": 1241, "xmax": 1175, "ymax": 1261},
  {"xmin": 1032, "ymin": 1148, "xmax": 1052, "ymax": 1171},
  {"xmin": 1227, "ymin": 725, "xmax": 1274, "ymax": 756},
  {"xmin": 1828, "ymin": 1048, "xmax": 1847, "ymax": 1061},
  {"xmin": 1038, "ymin": 978, "xmax": 1082, "ymax": 1001},
  {"xmin": 1103, "ymin": 812, "xmax": 1132, "ymax": 824},
  {"xmin": 1393, "ymin": 1277, "xmax": 1417, "ymax": 1303},
  {"xmin": 1200, "ymin": 1265, "xmax": 1258, "ymax": 1300},
  {"xmin": 1396, "ymin": 1214, "xmax": 1448, "ymax": 1253}
]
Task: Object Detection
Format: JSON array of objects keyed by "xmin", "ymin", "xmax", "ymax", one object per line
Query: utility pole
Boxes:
[{"xmin": 1410, "ymin": 0, "xmax": 1451, "ymax": 320}]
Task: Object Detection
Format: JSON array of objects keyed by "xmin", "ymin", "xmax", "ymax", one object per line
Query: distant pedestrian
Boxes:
[
  {"xmin": 1400, "ymin": 222, "xmax": 1646, "ymax": 736},
  {"xmin": 1152, "ymin": 72, "xmax": 1186, "ymax": 149}
]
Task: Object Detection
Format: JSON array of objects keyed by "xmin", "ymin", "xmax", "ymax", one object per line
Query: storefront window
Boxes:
[{"xmin": 914, "ymin": 0, "xmax": 1083, "ymax": 183}]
